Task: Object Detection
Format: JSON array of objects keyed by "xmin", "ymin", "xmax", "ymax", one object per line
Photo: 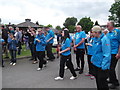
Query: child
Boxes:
[{"xmin": 8, "ymin": 33, "xmax": 18, "ymax": 66}]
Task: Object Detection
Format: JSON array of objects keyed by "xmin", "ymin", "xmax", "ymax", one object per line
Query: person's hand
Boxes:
[
  {"xmin": 115, "ymin": 54, "xmax": 120, "ymax": 59},
  {"xmin": 73, "ymin": 47, "xmax": 77, "ymax": 51},
  {"xmin": 74, "ymin": 45, "xmax": 77, "ymax": 48},
  {"xmin": 59, "ymin": 51, "xmax": 62, "ymax": 54},
  {"xmin": 36, "ymin": 39, "xmax": 40, "ymax": 42},
  {"xmin": 46, "ymin": 40, "xmax": 49, "ymax": 43}
]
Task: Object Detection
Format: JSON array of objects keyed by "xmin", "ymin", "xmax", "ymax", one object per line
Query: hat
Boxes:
[
  {"xmin": 64, "ymin": 28, "xmax": 68, "ymax": 31},
  {"xmin": 92, "ymin": 26, "xmax": 101, "ymax": 32}
]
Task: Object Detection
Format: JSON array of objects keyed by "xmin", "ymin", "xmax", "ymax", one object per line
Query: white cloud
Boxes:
[{"xmin": 0, "ymin": 0, "xmax": 115, "ymax": 28}]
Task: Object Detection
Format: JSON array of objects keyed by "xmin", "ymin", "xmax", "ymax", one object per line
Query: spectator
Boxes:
[{"xmin": 8, "ymin": 33, "xmax": 18, "ymax": 66}]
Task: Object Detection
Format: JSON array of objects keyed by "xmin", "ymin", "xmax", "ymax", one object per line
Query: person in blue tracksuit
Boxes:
[
  {"xmin": 85, "ymin": 31, "xmax": 95, "ymax": 79},
  {"xmin": 91, "ymin": 26, "xmax": 111, "ymax": 90},
  {"xmin": 106, "ymin": 21, "xmax": 120, "ymax": 89},
  {"xmin": 45, "ymin": 27, "xmax": 55, "ymax": 61},
  {"xmin": 74, "ymin": 25, "xmax": 86, "ymax": 74},
  {"xmin": 55, "ymin": 30, "xmax": 77, "ymax": 80},
  {"xmin": 8, "ymin": 33, "xmax": 18, "ymax": 66},
  {"xmin": 34, "ymin": 29, "xmax": 47, "ymax": 71}
]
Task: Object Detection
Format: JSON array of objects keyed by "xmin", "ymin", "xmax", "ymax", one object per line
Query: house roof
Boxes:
[{"xmin": 17, "ymin": 19, "xmax": 40, "ymax": 28}]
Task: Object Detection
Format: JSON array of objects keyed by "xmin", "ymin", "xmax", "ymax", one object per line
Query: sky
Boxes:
[{"xmin": 0, "ymin": 0, "xmax": 115, "ymax": 28}]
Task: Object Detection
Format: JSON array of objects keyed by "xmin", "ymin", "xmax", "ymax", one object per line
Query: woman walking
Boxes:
[{"xmin": 55, "ymin": 30, "xmax": 77, "ymax": 80}]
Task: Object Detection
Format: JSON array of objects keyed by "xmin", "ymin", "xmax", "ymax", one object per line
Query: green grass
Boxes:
[{"xmin": 3, "ymin": 45, "xmax": 56, "ymax": 59}]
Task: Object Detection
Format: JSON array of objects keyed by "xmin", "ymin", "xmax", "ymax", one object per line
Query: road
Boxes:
[{"xmin": 2, "ymin": 53, "xmax": 120, "ymax": 89}]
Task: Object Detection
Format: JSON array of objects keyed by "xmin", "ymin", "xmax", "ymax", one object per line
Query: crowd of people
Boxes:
[{"xmin": 0, "ymin": 21, "xmax": 120, "ymax": 90}]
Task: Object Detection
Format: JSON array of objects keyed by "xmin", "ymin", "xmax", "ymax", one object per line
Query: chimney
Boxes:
[{"xmin": 25, "ymin": 19, "xmax": 31, "ymax": 22}]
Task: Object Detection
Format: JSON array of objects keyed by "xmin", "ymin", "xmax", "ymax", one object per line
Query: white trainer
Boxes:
[
  {"xmin": 90, "ymin": 76, "xmax": 95, "ymax": 80},
  {"xmin": 54, "ymin": 77, "xmax": 63, "ymax": 80},
  {"xmin": 37, "ymin": 68, "xmax": 42, "ymax": 71},
  {"xmin": 12, "ymin": 63, "xmax": 16, "ymax": 66},
  {"xmin": 70, "ymin": 76, "xmax": 77, "ymax": 80},
  {"xmin": 10, "ymin": 62, "xmax": 13, "ymax": 65},
  {"xmin": 64, "ymin": 66, "xmax": 68, "ymax": 70}
]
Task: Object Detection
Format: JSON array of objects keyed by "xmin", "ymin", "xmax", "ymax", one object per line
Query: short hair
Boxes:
[
  {"xmin": 110, "ymin": 21, "xmax": 115, "ymax": 27},
  {"xmin": 92, "ymin": 25, "xmax": 102, "ymax": 33},
  {"xmin": 76, "ymin": 25, "xmax": 82, "ymax": 28}
]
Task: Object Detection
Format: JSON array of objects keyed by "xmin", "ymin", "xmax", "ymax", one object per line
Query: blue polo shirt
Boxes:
[
  {"xmin": 46, "ymin": 30, "xmax": 54, "ymax": 44},
  {"xmin": 74, "ymin": 31, "xmax": 86, "ymax": 49},
  {"xmin": 106, "ymin": 29, "xmax": 120, "ymax": 54},
  {"xmin": 61, "ymin": 38, "xmax": 71, "ymax": 56}
]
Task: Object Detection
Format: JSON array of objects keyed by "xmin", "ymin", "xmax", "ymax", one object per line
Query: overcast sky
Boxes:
[{"xmin": 0, "ymin": 0, "xmax": 115, "ymax": 28}]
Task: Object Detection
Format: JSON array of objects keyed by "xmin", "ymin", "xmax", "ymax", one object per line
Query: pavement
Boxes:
[{"xmin": 2, "ymin": 53, "xmax": 120, "ymax": 89}]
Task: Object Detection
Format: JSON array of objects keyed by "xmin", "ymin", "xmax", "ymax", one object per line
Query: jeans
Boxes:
[{"xmin": 10, "ymin": 50, "xmax": 17, "ymax": 63}]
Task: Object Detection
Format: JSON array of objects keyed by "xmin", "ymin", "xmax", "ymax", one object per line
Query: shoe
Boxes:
[
  {"xmin": 70, "ymin": 76, "xmax": 77, "ymax": 80},
  {"xmin": 37, "ymin": 68, "xmax": 42, "ymax": 71},
  {"xmin": 90, "ymin": 76, "xmax": 95, "ymax": 80},
  {"xmin": 79, "ymin": 70, "xmax": 83, "ymax": 74},
  {"xmin": 109, "ymin": 84, "xmax": 118, "ymax": 89},
  {"xmin": 43, "ymin": 64, "xmax": 47, "ymax": 67},
  {"xmin": 32, "ymin": 61, "xmax": 38, "ymax": 64},
  {"xmin": 54, "ymin": 77, "xmax": 63, "ymax": 80},
  {"xmin": 74, "ymin": 67, "xmax": 80, "ymax": 71},
  {"xmin": 10, "ymin": 62, "xmax": 13, "ymax": 65},
  {"xmin": 85, "ymin": 72, "xmax": 91, "ymax": 76},
  {"xmin": 64, "ymin": 66, "xmax": 68, "ymax": 70},
  {"xmin": 12, "ymin": 63, "xmax": 16, "ymax": 66},
  {"xmin": 2, "ymin": 65, "xmax": 4, "ymax": 67}
]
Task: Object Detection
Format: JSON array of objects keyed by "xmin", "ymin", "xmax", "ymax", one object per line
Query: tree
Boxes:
[
  {"xmin": 55, "ymin": 25, "xmax": 61, "ymax": 30},
  {"xmin": 63, "ymin": 17, "xmax": 77, "ymax": 33},
  {"xmin": 46, "ymin": 24, "xmax": 53, "ymax": 28},
  {"xmin": 68, "ymin": 25, "xmax": 76, "ymax": 33},
  {"xmin": 108, "ymin": 1, "xmax": 120, "ymax": 26},
  {"xmin": 77, "ymin": 17, "xmax": 94, "ymax": 33},
  {"xmin": 95, "ymin": 21, "xmax": 99, "ymax": 26}
]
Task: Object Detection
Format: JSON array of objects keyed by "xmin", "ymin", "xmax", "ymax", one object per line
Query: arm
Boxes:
[
  {"xmin": 59, "ymin": 38, "xmax": 71, "ymax": 54},
  {"xmin": 74, "ymin": 38, "xmax": 85, "ymax": 48},
  {"xmin": 46, "ymin": 37, "xmax": 54, "ymax": 43},
  {"xmin": 59, "ymin": 47, "xmax": 70, "ymax": 54},
  {"xmin": 47, "ymin": 31, "xmax": 54, "ymax": 43},
  {"xmin": 101, "ymin": 37, "xmax": 111, "ymax": 70},
  {"xmin": 115, "ymin": 45, "xmax": 120, "ymax": 59}
]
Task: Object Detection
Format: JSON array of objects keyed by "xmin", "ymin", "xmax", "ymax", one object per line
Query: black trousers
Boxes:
[
  {"xmin": 92, "ymin": 64, "xmax": 109, "ymax": 90},
  {"xmin": 59, "ymin": 55, "xmax": 77, "ymax": 78},
  {"xmin": 29, "ymin": 43, "xmax": 37, "ymax": 60},
  {"xmin": 36, "ymin": 51, "xmax": 46, "ymax": 68},
  {"xmin": 9, "ymin": 50, "xmax": 17, "ymax": 63},
  {"xmin": 87, "ymin": 55, "xmax": 94, "ymax": 75},
  {"xmin": 109, "ymin": 54, "xmax": 119, "ymax": 85},
  {"xmin": 76, "ymin": 49, "xmax": 85, "ymax": 70},
  {"xmin": 17, "ymin": 41, "xmax": 22, "ymax": 55},
  {"xmin": 46, "ymin": 43, "xmax": 55, "ymax": 59}
]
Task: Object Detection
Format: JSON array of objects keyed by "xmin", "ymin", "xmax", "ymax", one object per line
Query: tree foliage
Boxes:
[
  {"xmin": 63, "ymin": 17, "xmax": 77, "ymax": 33},
  {"xmin": 46, "ymin": 24, "xmax": 53, "ymax": 28},
  {"xmin": 77, "ymin": 17, "xmax": 94, "ymax": 33},
  {"xmin": 108, "ymin": 1, "xmax": 120, "ymax": 26},
  {"xmin": 55, "ymin": 25, "xmax": 61, "ymax": 30}
]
